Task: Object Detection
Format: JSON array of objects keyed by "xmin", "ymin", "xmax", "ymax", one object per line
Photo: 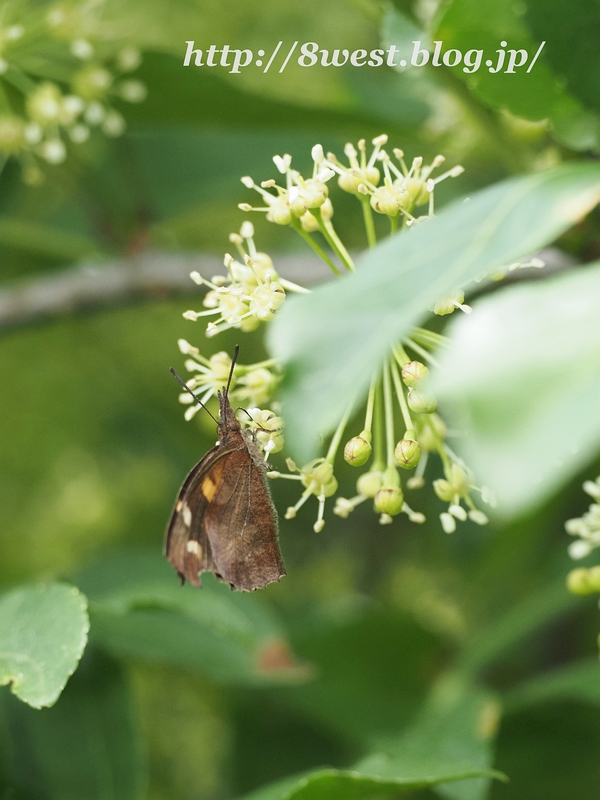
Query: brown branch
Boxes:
[
  {"xmin": 0, "ymin": 251, "xmax": 332, "ymax": 331},
  {"xmin": 0, "ymin": 247, "xmax": 575, "ymax": 332}
]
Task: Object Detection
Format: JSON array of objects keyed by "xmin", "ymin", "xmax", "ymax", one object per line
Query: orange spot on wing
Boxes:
[{"xmin": 201, "ymin": 460, "xmax": 225, "ymax": 502}]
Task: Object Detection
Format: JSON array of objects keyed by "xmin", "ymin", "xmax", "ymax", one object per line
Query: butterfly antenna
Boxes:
[
  {"xmin": 226, "ymin": 344, "xmax": 239, "ymax": 396},
  {"xmin": 170, "ymin": 368, "xmax": 219, "ymax": 424}
]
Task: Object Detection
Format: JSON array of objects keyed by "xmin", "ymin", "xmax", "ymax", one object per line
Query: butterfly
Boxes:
[{"xmin": 165, "ymin": 346, "xmax": 286, "ymax": 591}]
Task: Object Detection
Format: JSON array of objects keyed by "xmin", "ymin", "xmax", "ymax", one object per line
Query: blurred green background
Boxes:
[{"xmin": 2, "ymin": 1, "xmax": 600, "ymax": 799}]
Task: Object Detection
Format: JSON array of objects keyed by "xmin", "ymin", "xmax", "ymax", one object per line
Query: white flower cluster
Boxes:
[
  {"xmin": 566, "ymin": 478, "xmax": 600, "ymax": 560},
  {"xmin": 183, "ymin": 222, "xmax": 307, "ymax": 337},
  {"xmin": 0, "ymin": 1, "xmax": 146, "ymax": 182}
]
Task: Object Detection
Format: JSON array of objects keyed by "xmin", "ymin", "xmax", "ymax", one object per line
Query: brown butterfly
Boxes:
[{"xmin": 165, "ymin": 346, "xmax": 285, "ymax": 591}]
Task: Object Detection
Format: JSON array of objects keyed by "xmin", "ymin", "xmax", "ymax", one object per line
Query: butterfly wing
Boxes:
[
  {"xmin": 203, "ymin": 448, "xmax": 285, "ymax": 591},
  {"xmin": 164, "ymin": 446, "xmax": 222, "ymax": 586},
  {"xmin": 165, "ymin": 443, "xmax": 285, "ymax": 590}
]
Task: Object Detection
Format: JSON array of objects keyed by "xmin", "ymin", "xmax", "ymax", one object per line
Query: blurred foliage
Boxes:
[{"xmin": 1, "ymin": 1, "xmax": 600, "ymax": 800}]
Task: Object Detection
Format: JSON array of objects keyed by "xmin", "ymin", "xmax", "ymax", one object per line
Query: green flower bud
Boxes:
[
  {"xmin": 587, "ymin": 565, "xmax": 600, "ymax": 592},
  {"xmin": 433, "ymin": 478, "xmax": 453, "ymax": 502},
  {"xmin": 433, "ymin": 290, "xmax": 466, "ymax": 316},
  {"xmin": 357, "ymin": 470, "xmax": 384, "ymax": 498},
  {"xmin": 374, "ymin": 486, "xmax": 404, "ymax": 516},
  {"xmin": 344, "ymin": 433, "xmax": 372, "ymax": 467},
  {"xmin": 398, "ymin": 176, "xmax": 430, "ymax": 211},
  {"xmin": 408, "ymin": 388, "xmax": 437, "ymax": 414},
  {"xmin": 72, "ymin": 66, "xmax": 113, "ymax": 100},
  {"xmin": 401, "ymin": 360, "xmax": 429, "ymax": 388},
  {"xmin": 370, "ymin": 186, "xmax": 400, "ymax": 217},
  {"xmin": 394, "ymin": 438, "xmax": 421, "ymax": 469},
  {"xmin": 417, "ymin": 413, "xmax": 446, "ymax": 451},
  {"xmin": 0, "ymin": 116, "xmax": 26, "ymax": 154},
  {"xmin": 567, "ymin": 568, "xmax": 593, "ymax": 596}
]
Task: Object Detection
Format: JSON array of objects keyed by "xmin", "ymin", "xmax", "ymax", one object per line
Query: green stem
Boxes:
[
  {"xmin": 412, "ymin": 327, "xmax": 448, "ymax": 348},
  {"xmin": 364, "ymin": 370, "xmax": 377, "ymax": 434},
  {"xmin": 390, "ymin": 359, "xmax": 414, "ymax": 433},
  {"xmin": 309, "ymin": 208, "xmax": 354, "ymax": 271},
  {"xmin": 382, "ymin": 360, "xmax": 395, "ymax": 468},
  {"xmin": 372, "ymin": 381, "xmax": 385, "ymax": 471},
  {"xmin": 326, "ymin": 400, "xmax": 353, "ymax": 463},
  {"xmin": 389, "ymin": 215, "xmax": 399, "ymax": 235},
  {"xmin": 392, "ymin": 344, "xmax": 411, "ymax": 368},
  {"xmin": 360, "ymin": 195, "xmax": 377, "ymax": 248},
  {"xmin": 404, "ymin": 337, "xmax": 441, "ymax": 368},
  {"xmin": 290, "ymin": 217, "xmax": 341, "ymax": 276}
]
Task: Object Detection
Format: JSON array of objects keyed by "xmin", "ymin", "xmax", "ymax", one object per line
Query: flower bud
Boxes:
[
  {"xmin": 394, "ymin": 438, "xmax": 421, "ymax": 469},
  {"xmin": 344, "ymin": 433, "xmax": 372, "ymax": 467},
  {"xmin": 407, "ymin": 388, "xmax": 436, "ymax": 414},
  {"xmin": 567, "ymin": 568, "xmax": 593, "ymax": 596},
  {"xmin": 357, "ymin": 470, "xmax": 383, "ymax": 498},
  {"xmin": 398, "ymin": 176, "xmax": 429, "ymax": 211},
  {"xmin": 374, "ymin": 486, "xmax": 404, "ymax": 516},
  {"xmin": 401, "ymin": 361, "xmax": 429, "ymax": 388},
  {"xmin": 433, "ymin": 478, "xmax": 453, "ymax": 502},
  {"xmin": 417, "ymin": 413, "xmax": 446, "ymax": 451}
]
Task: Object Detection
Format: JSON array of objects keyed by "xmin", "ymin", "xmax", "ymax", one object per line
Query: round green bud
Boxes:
[
  {"xmin": 344, "ymin": 434, "xmax": 372, "ymax": 467},
  {"xmin": 394, "ymin": 438, "xmax": 421, "ymax": 469},
  {"xmin": 433, "ymin": 478, "xmax": 453, "ymax": 502},
  {"xmin": 567, "ymin": 568, "xmax": 593, "ymax": 596},
  {"xmin": 401, "ymin": 361, "xmax": 429, "ymax": 388},
  {"xmin": 417, "ymin": 413, "xmax": 446, "ymax": 451},
  {"xmin": 408, "ymin": 388, "xmax": 437, "ymax": 414},
  {"xmin": 374, "ymin": 486, "xmax": 404, "ymax": 516},
  {"xmin": 357, "ymin": 470, "xmax": 384, "ymax": 498},
  {"xmin": 587, "ymin": 565, "xmax": 600, "ymax": 592},
  {"xmin": 398, "ymin": 176, "xmax": 430, "ymax": 211}
]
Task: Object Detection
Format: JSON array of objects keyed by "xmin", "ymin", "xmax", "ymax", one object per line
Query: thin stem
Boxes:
[
  {"xmin": 372, "ymin": 381, "xmax": 385, "ymax": 471},
  {"xmin": 404, "ymin": 337, "xmax": 441, "ymax": 368},
  {"xmin": 323, "ymin": 218, "xmax": 355, "ymax": 270},
  {"xmin": 382, "ymin": 359, "xmax": 395, "ymax": 468},
  {"xmin": 308, "ymin": 208, "xmax": 354, "ymax": 271},
  {"xmin": 360, "ymin": 195, "xmax": 377, "ymax": 248},
  {"xmin": 411, "ymin": 327, "xmax": 448, "ymax": 348},
  {"xmin": 290, "ymin": 217, "xmax": 341, "ymax": 276},
  {"xmin": 326, "ymin": 399, "xmax": 354, "ymax": 463},
  {"xmin": 389, "ymin": 215, "xmax": 399, "ymax": 235},
  {"xmin": 364, "ymin": 370, "xmax": 377, "ymax": 434},
  {"xmin": 392, "ymin": 344, "xmax": 411, "ymax": 368},
  {"xmin": 390, "ymin": 359, "xmax": 414, "ymax": 433}
]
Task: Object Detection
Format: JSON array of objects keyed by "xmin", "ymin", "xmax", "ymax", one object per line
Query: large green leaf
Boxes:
[
  {"xmin": 240, "ymin": 678, "xmax": 504, "ymax": 800},
  {"xmin": 430, "ymin": 0, "xmax": 600, "ymax": 151},
  {"xmin": 77, "ymin": 550, "xmax": 308, "ymax": 685},
  {"xmin": 1, "ymin": 649, "xmax": 144, "ymax": 800},
  {"xmin": 431, "ymin": 259, "xmax": 600, "ymax": 515},
  {"xmin": 268, "ymin": 163, "xmax": 600, "ymax": 462},
  {"xmin": 240, "ymin": 764, "xmax": 503, "ymax": 800},
  {"xmin": 504, "ymin": 659, "xmax": 600, "ymax": 714},
  {"xmin": 0, "ymin": 583, "xmax": 89, "ymax": 709}
]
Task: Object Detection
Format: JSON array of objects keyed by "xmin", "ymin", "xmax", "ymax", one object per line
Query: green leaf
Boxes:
[
  {"xmin": 431, "ymin": 259, "xmax": 600, "ymax": 515},
  {"xmin": 0, "ymin": 583, "xmax": 89, "ymax": 709},
  {"xmin": 429, "ymin": 0, "xmax": 600, "ymax": 151},
  {"xmin": 0, "ymin": 217, "xmax": 100, "ymax": 262},
  {"xmin": 240, "ymin": 765, "xmax": 503, "ymax": 800},
  {"xmin": 77, "ymin": 550, "xmax": 308, "ymax": 685},
  {"xmin": 268, "ymin": 163, "xmax": 600, "ymax": 462},
  {"xmin": 238, "ymin": 675, "xmax": 504, "ymax": 800},
  {"xmin": 1, "ymin": 649, "xmax": 144, "ymax": 800},
  {"xmin": 456, "ymin": 581, "xmax": 582, "ymax": 679},
  {"xmin": 504, "ymin": 659, "xmax": 600, "ymax": 714},
  {"xmin": 365, "ymin": 678, "xmax": 501, "ymax": 800}
]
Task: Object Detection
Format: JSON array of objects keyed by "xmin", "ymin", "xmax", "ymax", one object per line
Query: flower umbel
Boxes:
[
  {"xmin": 175, "ymin": 134, "xmax": 507, "ymax": 535},
  {"xmin": 0, "ymin": 0, "xmax": 146, "ymax": 182}
]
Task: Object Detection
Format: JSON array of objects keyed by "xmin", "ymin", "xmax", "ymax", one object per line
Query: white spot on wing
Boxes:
[{"xmin": 182, "ymin": 503, "xmax": 192, "ymax": 527}]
